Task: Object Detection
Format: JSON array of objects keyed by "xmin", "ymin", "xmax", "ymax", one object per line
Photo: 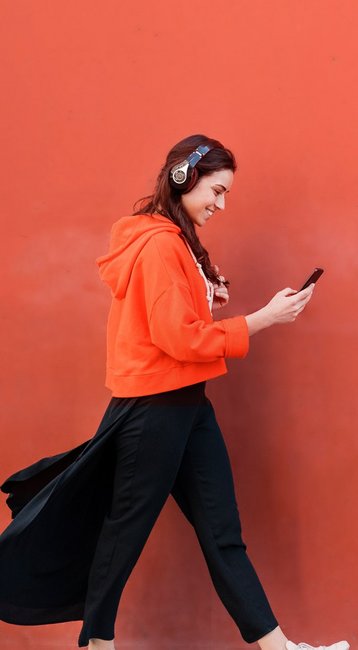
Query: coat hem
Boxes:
[{"xmin": 0, "ymin": 600, "xmax": 84, "ymax": 625}]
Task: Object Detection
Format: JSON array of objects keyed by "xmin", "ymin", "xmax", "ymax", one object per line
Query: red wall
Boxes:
[{"xmin": 1, "ymin": 1, "xmax": 357, "ymax": 647}]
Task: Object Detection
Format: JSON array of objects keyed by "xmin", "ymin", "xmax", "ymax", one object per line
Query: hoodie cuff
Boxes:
[{"xmin": 221, "ymin": 315, "xmax": 250, "ymax": 358}]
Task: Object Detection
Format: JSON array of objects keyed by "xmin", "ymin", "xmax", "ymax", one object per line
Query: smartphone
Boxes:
[{"xmin": 297, "ymin": 267, "xmax": 324, "ymax": 292}]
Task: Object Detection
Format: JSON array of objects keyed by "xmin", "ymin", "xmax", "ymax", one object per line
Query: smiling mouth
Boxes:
[{"xmin": 206, "ymin": 209, "xmax": 215, "ymax": 217}]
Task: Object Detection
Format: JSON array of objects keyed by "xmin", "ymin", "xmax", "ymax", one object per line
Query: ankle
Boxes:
[
  {"xmin": 88, "ymin": 639, "xmax": 115, "ymax": 650},
  {"xmin": 257, "ymin": 626, "xmax": 288, "ymax": 650}
]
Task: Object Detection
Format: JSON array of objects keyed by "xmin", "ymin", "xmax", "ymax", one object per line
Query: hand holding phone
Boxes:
[{"xmin": 249, "ymin": 268, "xmax": 324, "ymax": 332}]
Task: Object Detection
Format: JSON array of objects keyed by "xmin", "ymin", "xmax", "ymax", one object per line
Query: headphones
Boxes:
[{"xmin": 169, "ymin": 144, "xmax": 213, "ymax": 193}]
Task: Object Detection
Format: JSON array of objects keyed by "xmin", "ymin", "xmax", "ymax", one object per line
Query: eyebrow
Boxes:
[{"xmin": 214, "ymin": 184, "xmax": 230, "ymax": 193}]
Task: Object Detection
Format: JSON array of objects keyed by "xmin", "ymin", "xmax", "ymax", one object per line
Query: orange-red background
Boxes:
[{"xmin": 0, "ymin": 1, "xmax": 357, "ymax": 648}]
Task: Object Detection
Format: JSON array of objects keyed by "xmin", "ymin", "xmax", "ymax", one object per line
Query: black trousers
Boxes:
[{"xmin": 78, "ymin": 381, "xmax": 278, "ymax": 646}]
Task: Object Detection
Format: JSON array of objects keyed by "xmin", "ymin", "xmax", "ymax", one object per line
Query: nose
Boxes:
[{"xmin": 215, "ymin": 193, "xmax": 225, "ymax": 210}]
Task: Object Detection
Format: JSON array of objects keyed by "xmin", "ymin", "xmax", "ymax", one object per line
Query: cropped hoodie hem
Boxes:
[
  {"xmin": 106, "ymin": 359, "xmax": 229, "ymax": 397},
  {"xmin": 96, "ymin": 213, "xmax": 249, "ymax": 397}
]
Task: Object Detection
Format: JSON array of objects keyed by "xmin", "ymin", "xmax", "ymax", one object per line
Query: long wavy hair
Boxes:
[{"xmin": 132, "ymin": 134, "xmax": 237, "ymax": 288}]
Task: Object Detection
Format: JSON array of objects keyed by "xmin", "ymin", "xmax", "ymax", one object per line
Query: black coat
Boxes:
[{"xmin": 0, "ymin": 404, "xmax": 121, "ymax": 626}]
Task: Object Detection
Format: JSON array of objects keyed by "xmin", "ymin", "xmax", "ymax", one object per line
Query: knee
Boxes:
[{"xmin": 212, "ymin": 511, "xmax": 247, "ymax": 553}]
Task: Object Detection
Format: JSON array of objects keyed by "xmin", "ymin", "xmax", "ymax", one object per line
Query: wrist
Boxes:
[{"xmin": 245, "ymin": 307, "xmax": 273, "ymax": 336}]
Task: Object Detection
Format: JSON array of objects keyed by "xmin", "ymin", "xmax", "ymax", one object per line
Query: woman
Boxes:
[{"xmin": 0, "ymin": 134, "xmax": 349, "ymax": 650}]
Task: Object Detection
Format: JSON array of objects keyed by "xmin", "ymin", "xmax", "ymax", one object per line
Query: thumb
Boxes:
[{"xmin": 280, "ymin": 287, "xmax": 297, "ymax": 296}]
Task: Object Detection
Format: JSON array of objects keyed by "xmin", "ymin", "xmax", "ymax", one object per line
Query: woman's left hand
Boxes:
[{"xmin": 212, "ymin": 266, "xmax": 229, "ymax": 310}]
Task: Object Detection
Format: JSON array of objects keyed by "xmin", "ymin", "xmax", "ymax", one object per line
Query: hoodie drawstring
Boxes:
[{"xmin": 183, "ymin": 241, "xmax": 215, "ymax": 314}]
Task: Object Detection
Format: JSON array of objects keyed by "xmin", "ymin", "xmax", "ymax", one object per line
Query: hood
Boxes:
[{"xmin": 96, "ymin": 213, "xmax": 182, "ymax": 299}]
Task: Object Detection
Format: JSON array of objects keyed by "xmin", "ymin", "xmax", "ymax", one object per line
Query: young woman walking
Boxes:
[{"xmin": 0, "ymin": 134, "xmax": 349, "ymax": 650}]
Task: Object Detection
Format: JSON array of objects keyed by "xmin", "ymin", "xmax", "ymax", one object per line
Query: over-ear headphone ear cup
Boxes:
[
  {"xmin": 181, "ymin": 167, "xmax": 199, "ymax": 194},
  {"xmin": 169, "ymin": 167, "xmax": 196, "ymax": 193},
  {"xmin": 169, "ymin": 144, "xmax": 212, "ymax": 192},
  {"xmin": 169, "ymin": 167, "xmax": 188, "ymax": 191}
]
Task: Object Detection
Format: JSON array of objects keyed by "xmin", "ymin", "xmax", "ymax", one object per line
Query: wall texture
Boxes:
[{"xmin": 0, "ymin": 1, "xmax": 357, "ymax": 648}]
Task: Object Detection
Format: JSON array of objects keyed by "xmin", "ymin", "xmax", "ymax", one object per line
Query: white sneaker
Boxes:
[{"xmin": 286, "ymin": 641, "xmax": 350, "ymax": 650}]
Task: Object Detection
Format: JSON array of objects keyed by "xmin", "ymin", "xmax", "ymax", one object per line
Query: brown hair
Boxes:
[{"xmin": 132, "ymin": 134, "xmax": 237, "ymax": 288}]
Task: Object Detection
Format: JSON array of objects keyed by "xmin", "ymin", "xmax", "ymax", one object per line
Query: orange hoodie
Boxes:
[{"xmin": 96, "ymin": 213, "xmax": 249, "ymax": 397}]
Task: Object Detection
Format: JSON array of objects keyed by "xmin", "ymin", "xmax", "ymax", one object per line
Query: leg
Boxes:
[
  {"xmin": 171, "ymin": 396, "xmax": 350, "ymax": 650},
  {"xmin": 170, "ymin": 395, "xmax": 280, "ymax": 644},
  {"xmin": 78, "ymin": 382, "xmax": 206, "ymax": 647}
]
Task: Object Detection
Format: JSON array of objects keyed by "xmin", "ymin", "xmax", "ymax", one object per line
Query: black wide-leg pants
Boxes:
[{"xmin": 78, "ymin": 381, "xmax": 278, "ymax": 646}]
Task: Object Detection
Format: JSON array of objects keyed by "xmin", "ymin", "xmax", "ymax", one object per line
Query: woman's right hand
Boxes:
[
  {"xmin": 245, "ymin": 283, "xmax": 316, "ymax": 336},
  {"xmin": 263, "ymin": 283, "xmax": 315, "ymax": 325}
]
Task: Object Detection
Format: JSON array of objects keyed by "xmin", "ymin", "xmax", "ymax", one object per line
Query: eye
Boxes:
[{"xmin": 213, "ymin": 188, "xmax": 220, "ymax": 197}]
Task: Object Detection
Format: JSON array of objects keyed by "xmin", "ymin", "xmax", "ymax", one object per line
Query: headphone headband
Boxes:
[{"xmin": 186, "ymin": 145, "xmax": 212, "ymax": 169}]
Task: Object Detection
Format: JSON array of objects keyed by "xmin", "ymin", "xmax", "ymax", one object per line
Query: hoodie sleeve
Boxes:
[
  {"xmin": 139, "ymin": 233, "xmax": 249, "ymax": 362},
  {"xmin": 148, "ymin": 282, "xmax": 249, "ymax": 362}
]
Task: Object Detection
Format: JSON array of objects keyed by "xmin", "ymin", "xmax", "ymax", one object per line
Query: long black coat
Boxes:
[{"xmin": 0, "ymin": 399, "xmax": 127, "ymax": 626}]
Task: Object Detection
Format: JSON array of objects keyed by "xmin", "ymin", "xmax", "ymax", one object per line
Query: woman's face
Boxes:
[{"xmin": 180, "ymin": 168, "xmax": 234, "ymax": 227}]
